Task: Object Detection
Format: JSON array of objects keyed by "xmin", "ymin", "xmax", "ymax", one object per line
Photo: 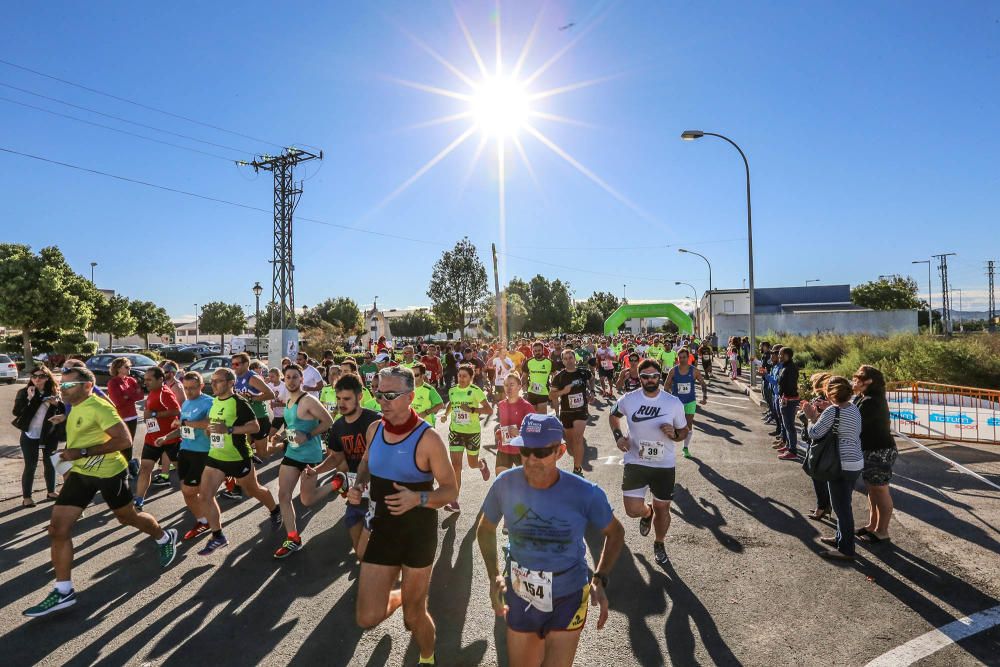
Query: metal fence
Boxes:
[{"xmin": 887, "ymin": 381, "xmax": 1000, "ymax": 445}]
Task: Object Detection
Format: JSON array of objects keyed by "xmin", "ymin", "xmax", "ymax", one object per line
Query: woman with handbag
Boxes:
[
  {"xmin": 800, "ymin": 376, "xmax": 864, "ymax": 561},
  {"xmin": 12, "ymin": 366, "xmax": 65, "ymax": 507},
  {"xmin": 852, "ymin": 366, "xmax": 897, "ymax": 543}
]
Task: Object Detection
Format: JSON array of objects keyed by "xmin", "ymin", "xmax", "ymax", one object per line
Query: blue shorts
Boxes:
[
  {"xmin": 345, "ymin": 501, "xmax": 368, "ymax": 530},
  {"xmin": 504, "ymin": 581, "xmax": 590, "ymax": 638}
]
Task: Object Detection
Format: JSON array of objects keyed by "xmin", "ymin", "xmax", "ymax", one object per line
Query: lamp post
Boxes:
[
  {"xmin": 89, "ymin": 262, "xmax": 98, "ymax": 344},
  {"xmin": 622, "ymin": 284, "xmax": 626, "ymax": 303},
  {"xmin": 805, "ymin": 279, "xmax": 820, "ymax": 287},
  {"xmin": 682, "ymin": 129, "xmax": 756, "ymax": 385},
  {"xmin": 675, "ymin": 281, "xmax": 699, "ymax": 335},
  {"xmin": 194, "ymin": 303, "xmax": 199, "ymax": 344},
  {"xmin": 912, "ymin": 260, "xmax": 933, "ymax": 334},
  {"xmin": 678, "ymin": 248, "xmax": 713, "ymax": 336},
  {"xmin": 252, "ymin": 281, "xmax": 263, "ymax": 358}
]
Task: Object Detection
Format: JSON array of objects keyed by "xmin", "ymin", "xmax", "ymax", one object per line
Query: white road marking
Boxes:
[
  {"xmin": 894, "ymin": 432, "xmax": 1000, "ymax": 493},
  {"xmin": 864, "ymin": 603, "xmax": 1000, "ymax": 666}
]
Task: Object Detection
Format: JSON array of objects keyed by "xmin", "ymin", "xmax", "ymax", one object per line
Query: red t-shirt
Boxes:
[
  {"xmin": 518, "ymin": 345, "xmax": 531, "ymax": 359},
  {"xmin": 421, "ymin": 355, "xmax": 443, "ymax": 382},
  {"xmin": 107, "ymin": 376, "xmax": 144, "ymax": 420},
  {"xmin": 496, "ymin": 397, "xmax": 535, "ymax": 455},
  {"xmin": 144, "ymin": 386, "xmax": 181, "ymax": 445}
]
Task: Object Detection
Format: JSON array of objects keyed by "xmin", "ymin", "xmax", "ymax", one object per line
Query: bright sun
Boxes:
[{"xmin": 469, "ymin": 76, "xmax": 530, "ymax": 138}]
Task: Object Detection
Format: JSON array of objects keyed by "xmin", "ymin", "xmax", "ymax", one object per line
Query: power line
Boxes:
[
  {"xmin": 504, "ymin": 237, "xmax": 747, "ymax": 251},
  {"xmin": 0, "ymin": 57, "xmax": 285, "ymax": 149},
  {"xmin": 0, "ymin": 96, "xmax": 235, "ymax": 161},
  {"xmin": 0, "ymin": 81, "xmax": 255, "ymax": 156},
  {"xmin": 497, "ymin": 249, "xmax": 674, "ymax": 283}
]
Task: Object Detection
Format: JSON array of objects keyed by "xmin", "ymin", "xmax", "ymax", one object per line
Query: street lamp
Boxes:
[
  {"xmin": 89, "ymin": 261, "xmax": 97, "ymax": 284},
  {"xmin": 682, "ymin": 129, "xmax": 756, "ymax": 385},
  {"xmin": 805, "ymin": 279, "xmax": 821, "ymax": 287},
  {"xmin": 252, "ymin": 281, "xmax": 263, "ymax": 358},
  {"xmin": 675, "ymin": 281, "xmax": 699, "ymax": 335},
  {"xmin": 912, "ymin": 260, "xmax": 933, "ymax": 335},
  {"xmin": 194, "ymin": 303, "xmax": 199, "ymax": 344},
  {"xmin": 678, "ymin": 249, "xmax": 713, "ymax": 335},
  {"xmin": 622, "ymin": 284, "xmax": 626, "ymax": 303}
]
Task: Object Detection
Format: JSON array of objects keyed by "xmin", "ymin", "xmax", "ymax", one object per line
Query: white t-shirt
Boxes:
[
  {"xmin": 268, "ymin": 381, "xmax": 289, "ymax": 418},
  {"xmin": 615, "ymin": 389, "xmax": 687, "ymax": 469},
  {"xmin": 492, "ymin": 356, "xmax": 515, "ymax": 386},
  {"xmin": 636, "ymin": 344, "xmax": 649, "ymax": 355},
  {"xmin": 301, "ymin": 364, "xmax": 324, "ymax": 399}
]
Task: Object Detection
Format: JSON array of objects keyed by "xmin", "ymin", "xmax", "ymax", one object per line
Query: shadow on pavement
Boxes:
[{"xmin": 670, "ymin": 485, "xmax": 744, "ymax": 553}]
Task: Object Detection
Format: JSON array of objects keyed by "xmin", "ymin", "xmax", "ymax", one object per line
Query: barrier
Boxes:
[{"xmin": 887, "ymin": 381, "xmax": 1000, "ymax": 445}]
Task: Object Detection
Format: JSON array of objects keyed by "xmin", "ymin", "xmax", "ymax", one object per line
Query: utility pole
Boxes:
[
  {"xmin": 491, "ymin": 243, "xmax": 506, "ymax": 345},
  {"xmin": 239, "ymin": 147, "xmax": 322, "ymax": 357},
  {"xmin": 933, "ymin": 253, "xmax": 956, "ymax": 336},
  {"xmin": 988, "ymin": 261, "xmax": 996, "ymax": 333}
]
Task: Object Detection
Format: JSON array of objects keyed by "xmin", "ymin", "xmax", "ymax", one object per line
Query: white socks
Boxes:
[{"xmin": 55, "ymin": 580, "xmax": 73, "ymax": 595}]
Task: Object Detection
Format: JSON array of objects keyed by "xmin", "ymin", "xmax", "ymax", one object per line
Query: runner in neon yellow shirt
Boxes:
[{"xmin": 410, "ymin": 362, "xmax": 444, "ymax": 425}]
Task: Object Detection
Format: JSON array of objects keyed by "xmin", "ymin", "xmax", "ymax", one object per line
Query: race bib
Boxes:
[
  {"xmin": 500, "ymin": 425, "xmax": 517, "ymax": 444},
  {"xmin": 529, "ymin": 381, "xmax": 544, "ymax": 395},
  {"xmin": 639, "ymin": 440, "xmax": 666, "ymax": 463},
  {"xmin": 511, "ymin": 560, "xmax": 553, "ymax": 612},
  {"xmin": 453, "ymin": 409, "xmax": 472, "ymax": 426},
  {"xmin": 180, "ymin": 425, "xmax": 195, "ymax": 440},
  {"xmin": 365, "ymin": 372, "xmax": 376, "ymax": 383},
  {"xmin": 601, "ymin": 359, "xmax": 614, "ymax": 370},
  {"xmin": 677, "ymin": 382, "xmax": 692, "ymax": 395},
  {"xmin": 346, "ymin": 472, "xmax": 370, "ymax": 499},
  {"xmin": 145, "ymin": 418, "xmax": 160, "ymax": 434},
  {"xmin": 322, "ymin": 402, "xmax": 336, "ymax": 414},
  {"xmin": 568, "ymin": 393, "xmax": 585, "ymax": 409},
  {"xmin": 209, "ymin": 432, "xmax": 226, "ymax": 449}
]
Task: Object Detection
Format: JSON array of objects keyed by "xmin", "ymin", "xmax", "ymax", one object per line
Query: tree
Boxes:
[
  {"xmin": 93, "ymin": 294, "xmax": 137, "ymax": 349},
  {"xmin": 254, "ymin": 302, "xmax": 281, "ymax": 338},
  {"xmin": 572, "ymin": 302, "xmax": 606, "ymax": 334},
  {"xmin": 54, "ymin": 331, "xmax": 97, "ymax": 356},
  {"xmin": 426, "ymin": 237, "xmax": 490, "ymax": 336},
  {"xmin": 526, "ymin": 275, "xmax": 554, "ymax": 331},
  {"xmin": 505, "ymin": 292, "xmax": 529, "ymax": 336},
  {"xmin": 198, "ymin": 302, "xmax": 247, "ymax": 349},
  {"xmin": 310, "ymin": 297, "xmax": 363, "ymax": 335},
  {"xmin": 128, "ymin": 300, "xmax": 174, "ymax": 348},
  {"xmin": 587, "ymin": 291, "xmax": 621, "ymax": 321},
  {"xmin": 0, "ymin": 244, "xmax": 101, "ymax": 370},
  {"xmin": 851, "ymin": 276, "xmax": 921, "ymax": 310},
  {"xmin": 299, "ymin": 321, "xmax": 344, "ymax": 359},
  {"xmin": 391, "ymin": 311, "xmax": 438, "ymax": 339}
]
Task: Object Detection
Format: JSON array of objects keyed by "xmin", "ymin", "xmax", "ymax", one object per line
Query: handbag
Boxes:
[{"xmin": 802, "ymin": 406, "xmax": 842, "ymax": 482}]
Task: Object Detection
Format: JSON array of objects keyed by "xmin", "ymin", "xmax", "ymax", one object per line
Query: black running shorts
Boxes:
[
  {"xmin": 177, "ymin": 449, "xmax": 208, "ymax": 487},
  {"xmin": 363, "ymin": 509, "xmax": 438, "ymax": 569},
  {"xmin": 56, "ymin": 470, "xmax": 133, "ymax": 510}
]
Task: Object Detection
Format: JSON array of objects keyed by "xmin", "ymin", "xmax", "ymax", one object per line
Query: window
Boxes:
[{"xmin": 724, "ymin": 300, "xmax": 735, "ymax": 313}]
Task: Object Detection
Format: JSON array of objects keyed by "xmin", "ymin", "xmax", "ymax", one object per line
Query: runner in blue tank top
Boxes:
[
  {"xmin": 230, "ymin": 353, "xmax": 275, "ymax": 460},
  {"xmin": 664, "ymin": 347, "xmax": 708, "ymax": 459},
  {"xmin": 348, "ymin": 365, "xmax": 458, "ymax": 667},
  {"xmin": 272, "ymin": 363, "xmax": 332, "ymax": 560}
]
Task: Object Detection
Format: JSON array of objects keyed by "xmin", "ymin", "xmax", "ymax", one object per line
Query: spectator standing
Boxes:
[
  {"xmin": 13, "ymin": 366, "xmax": 65, "ymax": 506},
  {"xmin": 852, "ymin": 366, "xmax": 898, "ymax": 543}
]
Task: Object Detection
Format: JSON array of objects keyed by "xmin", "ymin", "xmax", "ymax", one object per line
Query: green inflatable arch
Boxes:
[{"xmin": 604, "ymin": 303, "xmax": 693, "ymax": 335}]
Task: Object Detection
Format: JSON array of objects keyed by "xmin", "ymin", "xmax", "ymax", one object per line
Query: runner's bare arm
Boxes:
[
  {"xmin": 695, "ymin": 368, "xmax": 708, "ymax": 402},
  {"xmin": 300, "ymin": 394, "xmax": 334, "ymax": 435},
  {"xmin": 249, "ymin": 374, "xmax": 275, "ymax": 401},
  {"xmin": 591, "ymin": 517, "xmax": 626, "ymax": 630},
  {"xmin": 615, "ymin": 369, "xmax": 627, "ymax": 391},
  {"xmin": 663, "ymin": 368, "xmax": 675, "ymax": 394},
  {"xmin": 416, "ymin": 430, "xmax": 458, "ymax": 508},
  {"xmin": 476, "ymin": 513, "xmax": 501, "ymax": 581}
]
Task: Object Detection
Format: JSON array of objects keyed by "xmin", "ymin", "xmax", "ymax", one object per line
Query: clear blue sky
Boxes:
[{"xmin": 4, "ymin": 1, "xmax": 999, "ymax": 319}]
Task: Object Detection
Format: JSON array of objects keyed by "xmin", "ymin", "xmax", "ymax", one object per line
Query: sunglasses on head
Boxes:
[
  {"xmin": 374, "ymin": 390, "xmax": 408, "ymax": 401},
  {"xmin": 639, "ymin": 372, "xmax": 661, "ymax": 380},
  {"xmin": 519, "ymin": 445, "xmax": 559, "ymax": 459}
]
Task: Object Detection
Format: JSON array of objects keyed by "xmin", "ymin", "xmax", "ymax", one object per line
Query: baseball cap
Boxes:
[
  {"xmin": 374, "ymin": 352, "xmax": 391, "ymax": 363},
  {"xmin": 509, "ymin": 414, "xmax": 564, "ymax": 449}
]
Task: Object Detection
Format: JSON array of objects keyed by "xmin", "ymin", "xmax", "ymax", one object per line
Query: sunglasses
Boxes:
[
  {"xmin": 31, "ymin": 373, "xmax": 47, "ymax": 379},
  {"xmin": 59, "ymin": 381, "xmax": 86, "ymax": 389},
  {"xmin": 639, "ymin": 372, "xmax": 661, "ymax": 380},
  {"xmin": 519, "ymin": 445, "xmax": 558, "ymax": 459},
  {"xmin": 374, "ymin": 390, "xmax": 408, "ymax": 401}
]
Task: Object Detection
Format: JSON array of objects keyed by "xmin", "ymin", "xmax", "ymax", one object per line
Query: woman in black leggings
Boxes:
[{"xmin": 12, "ymin": 366, "xmax": 65, "ymax": 507}]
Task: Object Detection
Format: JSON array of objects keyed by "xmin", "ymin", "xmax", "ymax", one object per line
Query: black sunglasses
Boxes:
[
  {"xmin": 374, "ymin": 390, "xmax": 408, "ymax": 401},
  {"xmin": 519, "ymin": 445, "xmax": 558, "ymax": 459}
]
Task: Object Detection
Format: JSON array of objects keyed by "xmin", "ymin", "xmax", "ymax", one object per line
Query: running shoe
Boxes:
[
  {"xmin": 273, "ymin": 537, "xmax": 302, "ymax": 559},
  {"xmin": 653, "ymin": 541, "xmax": 668, "ymax": 565},
  {"xmin": 252, "ymin": 455, "xmax": 264, "ymax": 465},
  {"xmin": 23, "ymin": 588, "xmax": 76, "ymax": 617},
  {"xmin": 778, "ymin": 452, "xmax": 798, "ymax": 461},
  {"xmin": 224, "ymin": 477, "xmax": 236, "ymax": 493},
  {"xmin": 638, "ymin": 503, "xmax": 653, "ymax": 537},
  {"xmin": 444, "ymin": 501, "xmax": 460, "ymax": 512},
  {"xmin": 158, "ymin": 528, "xmax": 179, "ymax": 568},
  {"xmin": 152, "ymin": 473, "xmax": 171, "ymax": 487},
  {"xmin": 768, "ymin": 428, "xmax": 782, "ymax": 436},
  {"xmin": 198, "ymin": 534, "xmax": 229, "ymax": 556},
  {"xmin": 270, "ymin": 508, "xmax": 283, "ymax": 531},
  {"xmin": 682, "ymin": 447, "xmax": 691, "ymax": 459},
  {"xmin": 479, "ymin": 459, "xmax": 491, "ymax": 481},
  {"xmin": 183, "ymin": 522, "xmax": 210, "ymax": 541},
  {"xmin": 219, "ymin": 489, "xmax": 242, "ymax": 501}
]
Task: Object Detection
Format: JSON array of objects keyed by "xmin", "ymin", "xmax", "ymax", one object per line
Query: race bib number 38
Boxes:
[
  {"xmin": 639, "ymin": 440, "xmax": 666, "ymax": 463},
  {"xmin": 511, "ymin": 561, "xmax": 553, "ymax": 612}
]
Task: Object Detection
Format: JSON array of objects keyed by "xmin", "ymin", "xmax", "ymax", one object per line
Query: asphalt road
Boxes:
[{"xmin": 1, "ymin": 372, "xmax": 998, "ymax": 666}]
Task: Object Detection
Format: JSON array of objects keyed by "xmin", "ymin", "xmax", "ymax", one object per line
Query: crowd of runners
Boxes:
[{"xmin": 16, "ymin": 331, "xmax": 727, "ymax": 666}]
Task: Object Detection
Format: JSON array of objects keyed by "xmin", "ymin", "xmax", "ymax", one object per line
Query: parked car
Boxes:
[
  {"xmin": 85, "ymin": 353, "xmax": 159, "ymax": 386},
  {"xmin": 160, "ymin": 344, "xmax": 212, "ymax": 364},
  {"xmin": 186, "ymin": 356, "xmax": 233, "ymax": 395},
  {"xmin": 0, "ymin": 354, "xmax": 17, "ymax": 383}
]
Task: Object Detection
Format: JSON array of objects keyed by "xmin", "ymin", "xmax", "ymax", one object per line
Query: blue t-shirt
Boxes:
[
  {"xmin": 482, "ymin": 468, "xmax": 614, "ymax": 598},
  {"xmin": 179, "ymin": 394, "xmax": 214, "ymax": 453}
]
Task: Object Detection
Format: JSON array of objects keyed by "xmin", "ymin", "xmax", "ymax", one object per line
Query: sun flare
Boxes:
[{"xmin": 470, "ymin": 75, "xmax": 531, "ymax": 139}]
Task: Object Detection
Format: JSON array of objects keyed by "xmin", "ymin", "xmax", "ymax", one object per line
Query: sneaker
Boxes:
[
  {"xmin": 23, "ymin": 588, "xmax": 76, "ymax": 617},
  {"xmin": 219, "ymin": 489, "xmax": 242, "ymax": 501},
  {"xmin": 152, "ymin": 473, "xmax": 171, "ymax": 487},
  {"xmin": 771, "ymin": 442, "xmax": 785, "ymax": 450},
  {"xmin": 776, "ymin": 447, "xmax": 788, "ymax": 454},
  {"xmin": 198, "ymin": 534, "xmax": 229, "ymax": 556},
  {"xmin": 653, "ymin": 541, "xmax": 668, "ymax": 565},
  {"xmin": 573, "ymin": 467, "xmax": 584, "ymax": 477},
  {"xmin": 252, "ymin": 455, "xmax": 264, "ymax": 465},
  {"xmin": 269, "ymin": 509, "xmax": 283, "ymax": 531},
  {"xmin": 479, "ymin": 459, "xmax": 491, "ymax": 481},
  {"xmin": 158, "ymin": 528, "xmax": 179, "ymax": 568},
  {"xmin": 638, "ymin": 503, "xmax": 653, "ymax": 537},
  {"xmin": 134, "ymin": 496, "xmax": 145, "ymax": 510},
  {"xmin": 273, "ymin": 537, "xmax": 302, "ymax": 559},
  {"xmin": 778, "ymin": 452, "xmax": 798, "ymax": 461},
  {"xmin": 682, "ymin": 447, "xmax": 691, "ymax": 459},
  {"xmin": 224, "ymin": 477, "xmax": 236, "ymax": 493},
  {"xmin": 768, "ymin": 429, "xmax": 782, "ymax": 436},
  {"xmin": 444, "ymin": 501, "xmax": 460, "ymax": 512},
  {"xmin": 183, "ymin": 522, "xmax": 210, "ymax": 541}
]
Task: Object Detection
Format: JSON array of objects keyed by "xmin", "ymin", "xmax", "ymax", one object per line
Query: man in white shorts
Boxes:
[{"xmin": 608, "ymin": 358, "xmax": 688, "ymax": 565}]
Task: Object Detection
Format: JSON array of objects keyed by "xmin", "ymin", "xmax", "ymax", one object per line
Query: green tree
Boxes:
[
  {"xmin": 851, "ymin": 276, "xmax": 921, "ymax": 310},
  {"xmin": 391, "ymin": 311, "xmax": 438, "ymax": 339},
  {"xmin": 572, "ymin": 302, "xmax": 606, "ymax": 334},
  {"xmin": 587, "ymin": 291, "xmax": 621, "ymax": 321},
  {"xmin": 310, "ymin": 297, "xmax": 363, "ymax": 335},
  {"xmin": 93, "ymin": 294, "xmax": 137, "ymax": 349},
  {"xmin": 0, "ymin": 244, "xmax": 101, "ymax": 370},
  {"xmin": 427, "ymin": 237, "xmax": 490, "ymax": 335},
  {"xmin": 198, "ymin": 302, "xmax": 247, "ymax": 349},
  {"xmin": 54, "ymin": 331, "xmax": 98, "ymax": 356},
  {"xmin": 128, "ymin": 300, "xmax": 174, "ymax": 348},
  {"xmin": 299, "ymin": 321, "xmax": 344, "ymax": 359},
  {"xmin": 254, "ymin": 302, "xmax": 281, "ymax": 338},
  {"xmin": 505, "ymin": 292, "xmax": 529, "ymax": 336},
  {"xmin": 526, "ymin": 275, "xmax": 554, "ymax": 331}
]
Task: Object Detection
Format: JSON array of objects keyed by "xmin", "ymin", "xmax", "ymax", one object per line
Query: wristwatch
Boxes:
[
  {"xmin": 151, "ymin": 411, "xmax": 158, "ymax": 418},
  {"xmin": 80, "ymin": 448, "xmax": 89, "ymax": 458},
  {"xmin": 592, "ymin": 572, "xmax": 609, "ymax": 589},
  {"xmin": 419, "ymin": 491, "xmax": 429, "ymax": 507},
  {"xmin": 227, "ymin": 427, "xmax": 234, "ymax": 434},
  {"xmin": 180, "ymin": 419, "xmax": 188, "ymax": 426}
]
